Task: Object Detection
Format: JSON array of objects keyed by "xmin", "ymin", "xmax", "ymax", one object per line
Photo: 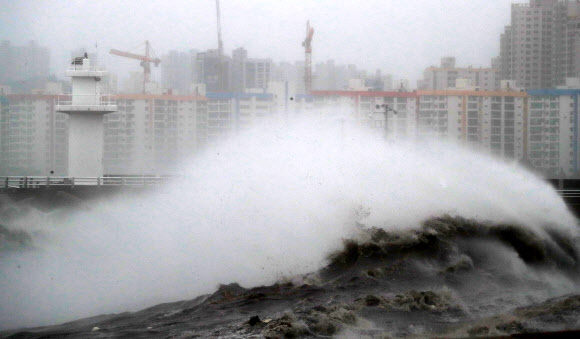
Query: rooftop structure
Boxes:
[{"xmin": 418, "ymin": 57, "xmax": 500, "ymax": 91}]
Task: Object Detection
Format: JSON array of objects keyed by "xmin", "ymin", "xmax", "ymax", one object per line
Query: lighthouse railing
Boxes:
[
  {"xmin": 0, "ymin": 176, "xmax": 175, "ymax": 190},
  {"xmin": 56, "ymin": 94, "xmax": 116, "ymax": 107}
]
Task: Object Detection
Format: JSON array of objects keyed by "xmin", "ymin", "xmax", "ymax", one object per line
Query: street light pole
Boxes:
[{"xmin": 375, "ymin": 104, "xmax": 398, "ymax": 138}]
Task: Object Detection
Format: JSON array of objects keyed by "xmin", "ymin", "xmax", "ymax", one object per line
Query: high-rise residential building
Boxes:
[
  {"xmin": 231, "ymin": 48, "xmax": 248, "ymax": 92},
  {"xmin": 195, "ymin": 49, "xmax": 231, "ymax": 92},
  {"xmin": 365, "ymin": 69, "xmax": 394, "ymax": 91},
  {"xmin": 205, "ymin": 92, "xmax": 275, "ymax": 142},
  {"xmin": 244, "ymin": 58, "xmax": 271, "ymax": 91},
  {"xmin": 417, "ymin": 90, "xmax": 527, "ymax": 161},
  {"xmin": 0, "ymin": 94, "xmax": 68, "ymax": 176},
  {"xmin": 499, "ymin": 0, "xmax": 580, "ymax": 90},
  {"xmin": 294, "ymin": 90, "xmax": 418, "ymax": 138},
  {"xmin": 418, "ymin": 57, "xmax": 500, "ymax": 91},
  {"xmin": 527, "ymin": 86, "xmax": 580, "ymax": 177},
  {"xmin": 312, "ymin": 60, "xmax": 352, "ymax": 90},
  {"xmin": 231, "ymin": 47, "xmax": 272, "ymax": 92},
  {"xmin": 161, "ymin": 49, "xmax": 198, "ymax": 94},
  {"xmin": 294, "ymin": 89, "xmax": 528, "ymax": 163},
  {"xmin": 271, "ymin": 61, "xmax": 304, "ymax": 94},
  {"xmin": 103, "ymin": 92, "xmax": 278, "ymax": 174},
  {"xmin": 0, "ymin": 41, "xmax": 51, "ymax": 93},
  {"xmin": 275, "ymin": 60, "xmax": 367, "ymax": 94},
  {"xmin": 103, "ymin": 94, "xmax": 207, "ymax": 175}
]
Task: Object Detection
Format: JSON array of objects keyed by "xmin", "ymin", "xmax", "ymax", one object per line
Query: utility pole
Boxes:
[{"xmin": 375, "ymin": 104, "xmax": 397, "ymax": 137}]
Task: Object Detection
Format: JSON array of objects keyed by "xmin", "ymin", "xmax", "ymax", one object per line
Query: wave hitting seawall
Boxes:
[{"xmin": 0, "ymin": 117, "xmax": 578, "ymax": 334}]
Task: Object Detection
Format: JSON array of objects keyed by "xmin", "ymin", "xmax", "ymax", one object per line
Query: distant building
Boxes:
[
  {"xmin": 161, "ymin": 49, "xmax": 197, "ymax": 94},
  {"xmin": 498, "ymin": 0, "xmax": 580, "ymax": 89},
  {"xmin": 103, "ymin": 94, "xmax": 207, "ymax": 175},
  {"xmin": 271, "ymin": 61, "xmax": 304, "ymax": 94},
  {"xmin": 124, "ymin": 71, "xmax": 145, "ymax": 94},
  {"xmin": 417, "ymin": 90, "xmax": 527, "ymax": 161},
  {"xmin": 205, "ymin": 92, "xmax": 275, "ymax": 142},
  {"xmin": 195, "ymin": 49, "xmax": 231, "ymax": 92},
  {"xmin": 418, "ymin": 57, "xmax": 500, "ymax": 91},
  {"xmin": 527, "ymin": 85, "xmax": 580, "ymax": 177},
  {"xmin": 294, "ymin": 90, "xmax": 418, "ymax": 139},
  {"xmin": 0, "ymin": 94, "xmax": 68, "ymax": 176},
  {"xmin": 0, "ymin": 40, "xmax": 51, "ymax": 94},
  {"xmin": 103, "ymin": 92, "xmax": 276, "ymax": 175},
  {"xmin": 365, "ymin": 69, "xmax": 393, "ymax": 91},
  {"xmin": 231, "ymin": 47, "xmax": 272, "ymax": 92}
]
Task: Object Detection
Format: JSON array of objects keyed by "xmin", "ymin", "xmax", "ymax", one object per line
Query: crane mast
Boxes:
[
  {"xmin": 216, "ymin": 0, "xmax": 225, "ymax": 91},
  {"xmin": 110, "ymin": 40, "xmax": 161, "ymax": 93},
  {"xmin": 302, "ymin": 21, "xmax": 314, "ymax": 94},
  {"xmin": 216, "ymin": 0, "xmax": 223, "ymax": 58}
]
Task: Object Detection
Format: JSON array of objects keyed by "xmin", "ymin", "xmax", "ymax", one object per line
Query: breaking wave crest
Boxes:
[{"xmin": 328, "ymin": 215, "xmax": 580, "ymax": 273}]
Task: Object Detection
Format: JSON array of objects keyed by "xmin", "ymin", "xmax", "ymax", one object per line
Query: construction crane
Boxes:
[
  {"xmin": 216, "ymin": 0, "xmax": 223, "ymax": 58},
  {"xmin": 302, "ymin": 21, "xmax": 314, "ymax": 94},
  {"xmin": 215, "ymin": 0, "xmax": 225, "ymax": 91},
  {"xmin": 110, "ymin": 41, "xmax": 161, "ymax": 93}
]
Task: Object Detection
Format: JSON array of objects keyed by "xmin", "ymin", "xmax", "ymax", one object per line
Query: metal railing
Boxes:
[
  {"xmin": 56, "ymin": 94, "xmax": 116, "ymax": 107},
  {"xmin": 556, "ymin": 190, "xmax": 580, "ymax": 198},
  {"xmin": 0, "ymin": 176, "xmax": 174, "ymax": 190},
  {"xmin": 67, "ymin": 59, "xmax": 109, "ymax": 74}
]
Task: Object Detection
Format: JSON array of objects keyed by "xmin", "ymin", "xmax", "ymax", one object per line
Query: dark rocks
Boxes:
[
  {"xmin": 262, "ymin": 314, "xmax": 307, "ymax": 339},
  {"xmin": 207, "ymin": 283, "xmax": 247, "ymax": 304},
  {"xmin": 365, "ymin": 295, "xmax": 381, "ymax": 307},
  {"xmin": 386, "ymin": 290, "xmax": 462, "ymax": 312},
  {"xmin": 496, "ymin": 320, "xmax": 525, "ymax": 334},
  {"xmin": 467, "ymin": 325, "xmax": 490, "ymax": 336},
  {"xmin": 248, "ymin": 315, "xmax": 262, "ymax": 326}
]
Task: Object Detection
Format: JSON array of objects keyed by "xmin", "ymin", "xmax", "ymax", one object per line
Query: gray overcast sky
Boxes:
[{"xmin": 1, "ymin": 0, "xmax": 517, "ymax": 85}]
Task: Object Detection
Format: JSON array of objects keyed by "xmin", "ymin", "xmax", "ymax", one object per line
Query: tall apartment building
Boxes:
[
  {"xmin": 294, "ymin": 91, "xmax": 418, "ymax": 139},
  {"xmin": 205, "ymin": 92, "xmax": 275, "ymax": 143},
  {"xmin": 103, "ymin": 94, "xmax": 207, "ymax": 175},
  {"xmin": 0, "ymin": 41, "xmax": 51, "ymax": 93},
  {"xmin": 365, "ymin": 70, "xmax": 394, "ymax": 91},
  {"xmin": 418, "ymin": 57, "xmax": 500, "ymax": 91},
  {"xmin": 312, "ymin": 60, "xmax": 363, "ymax": 91},
  {"xmin": 499, "ymin": 0, "xmax": 580, "ymax": 89},
  {"xmin": 271, "ymin": 61, "xmax": 305, "ymax": 94},
  {"xmin": 231, "ymin": 48, "xmax": 272, "ymax": 92},
  {"xmin": 195, "ymin": 49, "xmax": 231, "ymax": 92},
  {"xmin": 527, "ymin": 88, "xmax": 580, "ymax": 176},
  {"xmin": 0, "ymin": 95, "xmax": 68, "ymax": 176},
  {"xmin": 161, "ymin": 50, "xmax": 198, "ymax": 95},
  {"xmin": 417, "ymin": 90, "xmax": 527, "ymax": 161}
]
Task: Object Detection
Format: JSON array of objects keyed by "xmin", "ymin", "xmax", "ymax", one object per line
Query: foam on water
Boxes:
[{"xmin": 0, "ymin": 116, "xmax": 577, "ymax": 329}]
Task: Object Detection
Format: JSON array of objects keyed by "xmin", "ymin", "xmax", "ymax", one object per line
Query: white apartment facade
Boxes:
[
  {"xmin": 418, "ymin": 57, "xmax": 500, "ymax": 91},
  {"xmin": 103, "ymin": 94, "xmax": 207, "ymax": 175},
  {"xmin": 0, "ymin": 94, "xmax": 68, "ymax": 176},
  {"xmin": 417, "ymin": 90, "xmax": 527, "ymax": 161},
  {"xmin": 205, "ymin": 92, "xmax": 276, "ymax": 141},
  {"xmin": 527, "ymin": 88, "xmax": 580, "ymax": 176},
  {"xmin": 294, "ymin": 90, "xmax": 418, "ymax": 139}
]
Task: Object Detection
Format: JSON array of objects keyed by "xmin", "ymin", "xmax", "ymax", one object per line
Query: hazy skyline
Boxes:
[{"xmin": 2, "ymin": 0, "xmax": 517, "ymax": 85}]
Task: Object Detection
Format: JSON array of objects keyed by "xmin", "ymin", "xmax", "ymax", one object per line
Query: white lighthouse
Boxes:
[{"xmin": 56, "ymin": 55, "xmax": 117, "ymax": 178}]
